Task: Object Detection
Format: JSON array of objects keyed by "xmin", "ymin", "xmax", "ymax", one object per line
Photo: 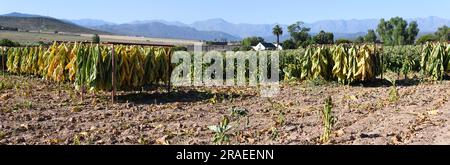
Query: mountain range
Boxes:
[
  {"xmin": 73, "ymin": 17, "xmax": 450, "ymax": 42},
  {"xmin": 0, "ymin": 12, "xmax": 106, "ymax": 34},
  {"xmin": 1, "ymin": 12, "xmax": 450, "ymax": 42}
]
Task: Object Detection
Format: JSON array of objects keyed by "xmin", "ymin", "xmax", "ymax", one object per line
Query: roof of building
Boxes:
[{"xmin": 259, "ymin": 42, "xmax": 276, "ymax": 48}]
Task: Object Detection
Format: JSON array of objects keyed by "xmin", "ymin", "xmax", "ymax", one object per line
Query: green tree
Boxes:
[
  {"xmin": 240, "ymin": 36, "xmax": 265, "ymax": 51},
  {"xmin": 406, "ymin": 21, "xmax": 419, "ymax": 44},
  {"xmin": 0, "ymin": 39, "xmax": 20, "ymax": 47},
  {"xmin": 377, "ymin": 19, "xmax": 393, "ymax": 45},
  {"xmin": 92, "ymin": 34, "xmax": 100, "ymax": 43},
  {"xmin": 416, "ymin": 34, "xmax": 438, "ymax": 44},
  {"xmin": 172, "ymin": 46, "xmax": 188, "ymax": 51},
  {"xmin": 435, "ymin": 25, "xmax": 450, "ymax": 42},
  {"xmin": 282, "ymin": 39, "xmax": 297, "ymax": 49},
  {"xmin": 272, "ymin": 24, "xmax": 283, "ymax": 47},
  {"xmin": 354, "ymin": 36, "xmax": 365, "ymax": 44},
  {"xmin": 376, "ymin": 17, "xmax": 419, "ymax": 45},
  {"xmin": 313, "ymin": 30, "xmax": 334, "ymax": 44},
  {"xmin": 287, "ymin": 21, "xmax": 311, "ymax": 48},
  {"xmin": 364, "ymin": 29, "xmax": 377, "ymax": 43},
  {"xmin": 335, "ymin": 38, "xmax": 353, "ymax": 44}
]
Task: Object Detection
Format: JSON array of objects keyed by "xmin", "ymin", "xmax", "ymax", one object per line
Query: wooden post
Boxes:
[
  {"xmin": 167, "ymin": 49, "xmax": 172, "ymax": 94},
  {"xmin": 111, "ymin": 44, "xmax": 116, "ymax": 104},
  {"xmin": 81, "ymin": 85, "xmax": 84, "ymax": 102},
  {"xmin": 379, "ymin": 44, "xmax": 384, "ymax": 80},
  {"xmin": 1, "ymin": 47, "xmax": 4, "ymax": 72}
]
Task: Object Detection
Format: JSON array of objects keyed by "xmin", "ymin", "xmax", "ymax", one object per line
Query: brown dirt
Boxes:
[{"xmin": 1, "ymin": 73, "xmax": 450, "ymax": 145}]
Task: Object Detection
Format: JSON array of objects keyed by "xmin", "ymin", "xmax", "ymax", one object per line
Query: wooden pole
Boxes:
[
  {"xmin": 111, "ymin": 44, "xmax": 116, "ymax": 104},
  {"xmin": 379, "ymin": 43, "xmax": 384, "ymax": 80},
  {"xmin": 167, "ymin": 49, "xmax": 172, "ymax": 94},
  {"xmin": 81, "ymin": 85, "xmax": 84, "ymax": 102},
  {"xmin": 1, "ymin": 47, "xmax": 4, "ymax": 72}
]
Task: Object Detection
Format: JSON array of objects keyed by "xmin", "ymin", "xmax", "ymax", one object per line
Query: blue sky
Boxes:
[{"xmin": 0, "ymin": 0, "xmax": 449, "ymax": 24}]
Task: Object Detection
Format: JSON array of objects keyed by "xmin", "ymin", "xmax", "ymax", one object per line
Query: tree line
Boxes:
[{"xmin": 239, "ymin": 17, "xmax": 450, "ymax": 50}]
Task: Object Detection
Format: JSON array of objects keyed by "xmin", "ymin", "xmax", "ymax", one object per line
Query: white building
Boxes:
[{"xmin": 252, "ymin": 42, "xmax": 283, "ymax": 51}]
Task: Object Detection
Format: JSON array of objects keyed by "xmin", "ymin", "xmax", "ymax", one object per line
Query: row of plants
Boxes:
[
  {"xmin": 1, "ymin": 42, "xmax": 172, "ymax": 91},
  {"xmin": 1, "ymin": 42, "xmax": 449, "ymax": 91},
  {"xmin": 280, "ymin": 44, "xmax": 382, "ymax": 84},
  {"xmin": 280, "ymin": 42, "xmax": 450, "ymax": 83},
  {"xmin": 421, "ymin": 42, "xmax": 450, "ymax": 80}
]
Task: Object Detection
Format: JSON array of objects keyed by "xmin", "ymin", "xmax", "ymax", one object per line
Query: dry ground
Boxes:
[
  {"xmin": 0, "ymin": 31, "xmax": 200, "ymax": 46},
  {"xmin": 1, "ymin": 73, "xmax": 450, "ymax": 145}
]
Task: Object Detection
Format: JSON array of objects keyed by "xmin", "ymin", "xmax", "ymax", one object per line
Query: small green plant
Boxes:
[
  {"xmin": 0, "ymin": 131, "xmax": 6, "ymax": 140},
  {"xmin": 209, "ymin": 94, "xmax": 218, "ymax": 104},
  {"xmin": 23, "ymin": 100, "xmax": 32, "ymax": 109},
  {"xmin": 268, "ymin": 99, "xmax": 286, "ymax": 127},
  {"xmin": 269, "ymin": 126, "xmax": 279, "ymax": 140},
  {"xmin": 230, "ymin": 107, "xmax": 248, "ymax": 117},
  {"xmin": 387, "ymin": 77, "xmax": 399, "ymax": 102},
  {"xmin": 276, "ymin": 111, "xmax": 286, "ymax": 127},
  {"xmin": 320, "ymin": 96, "xmax": 337, "ymax": 143},
  {"xmin": 268, "ymin": 98, "xmax": 282, "ymax": 110},
  {"xmin": 73, "ymin": 135, "xmax": 81, "ymax": 145},
  {"xmin": 0, "ymin": 81, "xmax": 13, "ymax": 90},
  {"xmin": 230, "ymin": 107, "xmax": 250, "ymax": 129},
  {"xmin": 401, "ymin": 55, "xmax": 415, "ymax": 80},
  {"xmin": 138, "ymin": 136, "xmax": 149, "ymax": 145},
  {"xmin": 208, "ymin": 116, "xmax": 232, "ymax": 144},
  {"xmin": 305, "ymin": 77, "xmax": 328, "ymax": 87},
  {"xmin": 11, "ymin": 105, "xmax": 20, "ymax": 113}
]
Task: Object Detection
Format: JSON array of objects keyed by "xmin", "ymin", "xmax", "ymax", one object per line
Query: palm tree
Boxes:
[{"xmin": 272, "ymin": 25, "xmax": 283, "ymax": 49}]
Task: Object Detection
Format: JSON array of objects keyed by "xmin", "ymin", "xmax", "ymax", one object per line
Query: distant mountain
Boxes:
[
  {"xmin": 189, "ymin": 17, "xmax": 450, "ymax": 40},
  {"xmin": 306, "ymin": 19, "xmax": 379, "ymax": 33},
  {"xmin": 0, "ymin": 12, "xmax": 107, "ymax": 34},
  {"xmin": 74, "ymin": 16, "xmax": 450, "ymax": 42},
  {"xmin": 3, "ymin": 12, "xmax": 450, "ymax": 42},
  {"xmin": 69, "ymin": 19, "xmax": 189, "ymax": 28},
  {"xmin": 192, "ymin": 18, "xmax": 281, "ymax": 38},
  {"xmin": 2, "ymin": 12, "xmax": 47, "ymax": 18},
  {"xmin": 68, "ymin": 19, "xmax": 115, "ymax": 27},
  {"xmin": 93, "ymin": 22, "xmax": 239, "ymax": 41},
  {"xmin": 406, "ymin": 16, "xmax": 450, "ymax": 33},
  {"xmin": 128, "ymin": 20, "xmax": 188, "ymax": 27}
]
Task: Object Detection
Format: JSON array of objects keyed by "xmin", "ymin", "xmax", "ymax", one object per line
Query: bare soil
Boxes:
[{"xmin": 1, "ymin": 73, "xmax": 450, "ymax": 145}]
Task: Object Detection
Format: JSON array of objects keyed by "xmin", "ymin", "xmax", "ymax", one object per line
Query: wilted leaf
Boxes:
[
  {"xmin": 427, "ymin": 110, "xmax": 440, "ymax": 116},
  {"xmin": 208, "ymin": 125, "xmax": 220, "ymax": 132}
]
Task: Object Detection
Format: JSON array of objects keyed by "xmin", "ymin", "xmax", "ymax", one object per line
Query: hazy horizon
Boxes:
[{"xmin": 1, "ymin": 0, "xmax": 449, "ymax": 24}]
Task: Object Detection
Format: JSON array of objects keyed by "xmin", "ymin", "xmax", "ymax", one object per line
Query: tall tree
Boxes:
[
  {"xmin": 435, "ymin": 25, "xmax": 450, "ymax": 41},
  {"xmin": 376, "ymin": 19, "xmax": 393, "ymax": 45},
  {"xmin": 240, "ymin": 36, "xmax": 265, "ymax": 51},
  {"xmin": 313, "ymin": 30, "xmax": 334, "ymax": 44},
  {"xmin": 272, "ymin": 25, "xmax": 283, "ymax": 48},
  {"xmin": 92, "ymin": 34, "xmax": 100, "ymax": 43},
  {"xmin": 406, "ymin": 21, "xmax": 419, "ymax": 44},
  {"xmin": 364, "ymin": 29, "xmax": 377, "ymax": 43},
  {"xmin": 287, "ymin": 21, "xmax": 311, "ymax": 47},
  {"xmin": 335, "ymin": 38, "xmax": 353, "ymax": 44},
  {"xmin": 376, "ymin": 17, "xmax": 419, "ymax": 45},
  {"xmin": 416, "ymin": 34, "xmax": 438, "ymax": 44},
  {"xmin": 354, "ymin": 36, "xmax": 365, "ymax": 44},
  {"xmin": 391, "ymin": 17, "xmax": 408, "ymax": 45},
  {"xmin": 282, "ymin": 39, "xmax": 296, "ymax": 49}
]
